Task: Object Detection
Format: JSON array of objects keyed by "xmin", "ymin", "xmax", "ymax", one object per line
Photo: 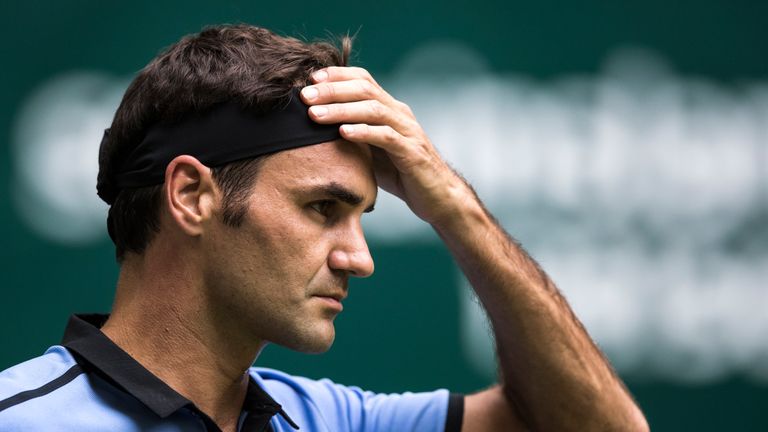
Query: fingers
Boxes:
[
  {"xmin": 338, "ymin": 123, "xmax": 411, "ymax": 160},
  {"xmin": 308, "ymin": 100, "xmax": 419, "ymax": 136},
  {"xmin": 311, "ymin": 66, "xmax": 379, "ymax": 87},
  {"xmin": 305, "ymin": 67, "xmax": 413, "ymax": 117},
  {"xmin": 304, "ymin": 66, "xmax": 429, "ymax": 162},
  {"xmin": 302, "ymin": 79, "xmax": 386, "ymax": 105}
]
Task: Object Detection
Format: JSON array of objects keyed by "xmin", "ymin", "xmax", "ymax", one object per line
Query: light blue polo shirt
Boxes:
[{"xmin": 0, "ymin": 314, "xmax": 464, "ymax": 431}]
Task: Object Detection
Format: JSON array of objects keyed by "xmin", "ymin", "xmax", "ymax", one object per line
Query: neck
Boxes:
[{"xmin": 101, "ymin": 244, "xmax": 265, "ymax": 431}]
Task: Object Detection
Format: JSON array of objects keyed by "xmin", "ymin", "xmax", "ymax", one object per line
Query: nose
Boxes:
[{"xmin": 328, "ymin": 223, "xmax": 375, "ymax": 278}]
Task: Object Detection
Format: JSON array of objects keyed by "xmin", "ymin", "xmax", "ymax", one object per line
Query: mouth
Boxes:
[
  {"xmin": 312, "ymin": 292, "xmax": 347, "ymax": 312},
  {"xmin": 314, "ymin": 292, "xmax": 346, "ymax": 302}
]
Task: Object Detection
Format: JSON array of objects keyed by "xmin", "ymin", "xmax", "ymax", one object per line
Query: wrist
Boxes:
[{"xmin": 428, "ymin": 182, "xmax": 488, "ymax": 234}]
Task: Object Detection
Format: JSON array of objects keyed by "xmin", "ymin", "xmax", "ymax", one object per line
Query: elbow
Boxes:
[
  {"xmin": 578, "ymin": 396, "xmax": 651, "ymax": 432},
  {"xmin": 584, "ymin": 405, "xmax": 649, "ymax": 432},
  {"xmin": 602, "ymin": 396, "xmax": 649, "ymax": 432},
  {"xmin": 628, "ymin": 406, "xmax": 650, "ymax": 432}
]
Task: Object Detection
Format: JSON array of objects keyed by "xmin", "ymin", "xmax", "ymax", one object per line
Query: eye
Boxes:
[{"xmin": 309, "ymin": 200, "xmax": 336, "ymax": 218}]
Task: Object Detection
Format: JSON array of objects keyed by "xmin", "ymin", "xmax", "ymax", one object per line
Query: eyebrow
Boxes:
[{"xmin": 305, "ymin": 182, "xmax": 376, "ymax": 213}]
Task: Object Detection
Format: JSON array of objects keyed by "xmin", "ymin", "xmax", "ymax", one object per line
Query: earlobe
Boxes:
[{"xmin": 164, "ymin": 155, "xmax": 216, "ymax": 237}]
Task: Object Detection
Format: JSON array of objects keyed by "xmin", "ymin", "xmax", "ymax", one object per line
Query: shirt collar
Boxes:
[{"xmin": 61, "ymin": 313, "xmax": 298, "ymax": 430}]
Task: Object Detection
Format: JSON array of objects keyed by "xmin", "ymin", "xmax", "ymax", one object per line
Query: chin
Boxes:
[
  {"xmin": 300, "ymin": 342, "xmax": 334, "ymax": 354},
  {"xmin": 277, "ymin": 323, "xmax": 336, "ymax": 354}
]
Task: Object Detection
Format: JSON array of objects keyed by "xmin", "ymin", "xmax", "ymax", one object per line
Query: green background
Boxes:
[{"xmin": 2, "ymin": 1, "xmax": 767, "ymax": 430}]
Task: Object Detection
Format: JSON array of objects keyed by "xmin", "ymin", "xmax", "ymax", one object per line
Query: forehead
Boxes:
[{"xmin": 256, "ymin": 140, "xmax": 377, "ymax": 195}]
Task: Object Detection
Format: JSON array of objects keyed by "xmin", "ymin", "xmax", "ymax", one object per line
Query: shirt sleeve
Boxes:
[{"xmin": 253, "ymin": 368, "xmax": 464, "ymax": 432}]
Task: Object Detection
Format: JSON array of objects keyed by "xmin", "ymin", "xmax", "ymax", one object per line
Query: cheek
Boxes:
[{"xmin": 244, "ymin": 199, "xmax": 328, "ymax": 280}]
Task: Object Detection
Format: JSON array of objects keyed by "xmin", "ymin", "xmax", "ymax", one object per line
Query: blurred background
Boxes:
[{"xmin": 2, "ymin": 1, "xmax": 767, "ymax": 430}]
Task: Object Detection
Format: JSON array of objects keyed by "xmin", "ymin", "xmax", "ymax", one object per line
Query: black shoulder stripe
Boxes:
[
  {"xmin": 445, "ymin": 393, "xmax": 465, "ymax": 432},
  {"xmin": 0, "ymin": 364, "xmax": 84, "ymax": 413}
]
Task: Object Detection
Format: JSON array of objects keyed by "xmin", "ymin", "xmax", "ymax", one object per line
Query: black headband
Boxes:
[{"xmin": 97, "ymin": 89, "xmax": 341, "ymax": 205}]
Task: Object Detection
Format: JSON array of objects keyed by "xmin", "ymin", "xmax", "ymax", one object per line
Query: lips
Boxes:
[
  {"xmin": 312, "ymin": 291, "xmax": 347, "ymax": 302},
  {"xmin": 312, "ymin": 293, "xmax": 345, "ymax": 312},
  {"xmin": 311, "ymin": 276, "xmax": 348, "ymax": 307}
]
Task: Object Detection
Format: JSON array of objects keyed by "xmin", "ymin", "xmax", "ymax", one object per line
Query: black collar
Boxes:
[{"xmin": 61, "ymin": 313, "xmax": 298, "ymax": 431}]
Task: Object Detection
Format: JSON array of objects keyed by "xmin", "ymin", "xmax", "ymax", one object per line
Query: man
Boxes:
[{"xmin": 0, "ymin": 25, "xmax": 648, "ymax": 431}]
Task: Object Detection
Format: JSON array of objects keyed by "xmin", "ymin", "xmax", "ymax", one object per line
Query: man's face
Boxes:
[{"xmin": 201, "ymin": 140, "xmax": 377, "ymax": 353}]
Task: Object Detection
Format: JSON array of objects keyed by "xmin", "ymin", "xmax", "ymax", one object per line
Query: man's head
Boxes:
[
  {"xmin": 99, "ymin": 24, "xmax": 351, "ymax": 262},
  {"xmin": 98, "ymin": 24, "xmax": 377, "ymax": 353},
  {"xmin": 200, "ymin": 140, "xmax": 377, "ymax": 353}
]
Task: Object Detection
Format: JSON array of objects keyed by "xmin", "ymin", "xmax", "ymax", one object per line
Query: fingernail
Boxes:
[
  {"xmin": 302, "ymin": 86, "xmax": 318, "ymax": 100},
  {"xmin": 310, "ymin": 106, "xmax": 328, "ymax": 117},
  {"xmin": 341, "ymin": 125, "xmax": 355, "ymax": 135},
  {"xmin": 312, "ymin": 70, "xmax": 328, "ymax": 82}
]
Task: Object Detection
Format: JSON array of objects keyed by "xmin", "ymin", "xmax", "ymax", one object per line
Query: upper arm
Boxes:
[{"xmin": 462, "ymin": 386, "xmax": 528, "ymax": 432}]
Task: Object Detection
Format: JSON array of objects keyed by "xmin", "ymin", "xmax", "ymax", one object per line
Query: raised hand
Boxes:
[{"xmin": 301, "ymin": 66, "xmax": 474, "ymax": 226}]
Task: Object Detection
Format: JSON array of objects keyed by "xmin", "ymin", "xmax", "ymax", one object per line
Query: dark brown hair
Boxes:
[{"xmin": 99, "ymin": 24, "xmax": 352, "ymax": 262}]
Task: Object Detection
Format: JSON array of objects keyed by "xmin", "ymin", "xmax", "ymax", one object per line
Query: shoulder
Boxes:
[
  {"xmin": 0, "ymin": 346, "xmax": 155, "ymax": 431},
  {"xmin": 0, "ymin": 346, "xmax": 85, "ymax": 428},
  {"xmin": 0, "ymin": 345, "xmax": 81, "ymax": 402},
  {"xmin": 251, "ymin": 367, "xmax": 453, "ymax": 432}
]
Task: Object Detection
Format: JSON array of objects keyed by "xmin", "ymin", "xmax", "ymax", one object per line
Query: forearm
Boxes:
[
  {"xmin": 431, "ymin": 185, "xmax": 648, "ymax": 431},
  {"xmin": 299, "ymin": 65, "xmax": 647, "ymax": 430}
]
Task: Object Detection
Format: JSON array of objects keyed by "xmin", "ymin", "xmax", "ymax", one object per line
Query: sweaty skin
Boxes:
[{"xmin": 301, "ymin": 67, "xmax": 650, "ymax": 431}]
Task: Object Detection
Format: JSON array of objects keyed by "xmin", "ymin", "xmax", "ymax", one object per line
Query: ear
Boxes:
[{"xmin": 163, "ymin": 155, "xmax": 217, "ymax": 237}]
